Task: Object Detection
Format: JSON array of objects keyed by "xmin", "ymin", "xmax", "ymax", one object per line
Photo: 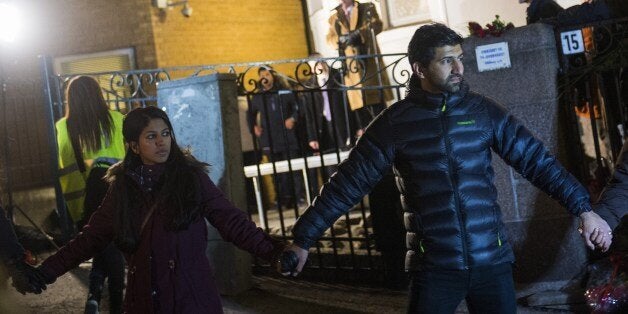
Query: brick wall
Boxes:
[
  {"xmin": 150, "ymin": 0, "xmax": 309, "ymax": 68},
  {"xmin": 35, "ymin": 0, "xmax": 158, "ymax": 69}
]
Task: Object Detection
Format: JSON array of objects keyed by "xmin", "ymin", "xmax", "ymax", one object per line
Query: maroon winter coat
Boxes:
[{"xmin": 40, "ymin": 164, "xmax": 282, "ymax": 313}]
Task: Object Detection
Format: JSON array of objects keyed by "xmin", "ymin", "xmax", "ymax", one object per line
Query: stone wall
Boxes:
[{"xmin": 158, "ymin": 74, "xmax": 252, "ymax": 294}]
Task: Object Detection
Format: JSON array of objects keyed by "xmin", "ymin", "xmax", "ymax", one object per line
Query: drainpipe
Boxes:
[{"xmin": 301, "ymin": 0, "xmax": 314, "ymax": 54}]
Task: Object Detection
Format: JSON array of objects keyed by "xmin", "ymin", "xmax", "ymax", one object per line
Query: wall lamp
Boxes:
[{"xmin": 153, "ymin": 0, "xmax": 193, "ymax": 18}]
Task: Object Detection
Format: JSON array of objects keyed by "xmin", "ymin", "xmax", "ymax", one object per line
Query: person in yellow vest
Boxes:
[{"xmin": 55, "ymin": 76, "xmax": 125, "ymax": 314}]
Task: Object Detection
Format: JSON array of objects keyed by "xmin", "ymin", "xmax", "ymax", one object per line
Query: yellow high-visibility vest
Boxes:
[{"xmin": 56, "ymin": 110, "xmax": 126, "ymax": 222}]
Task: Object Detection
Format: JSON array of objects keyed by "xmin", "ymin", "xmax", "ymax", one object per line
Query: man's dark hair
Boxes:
[
  {"xmin": 258, "ymin": 65, "xmax": 274, "ymax": 75},
  {"xmin": 407, "ymin": 23, "xmax": 463, "ymax": 67}
]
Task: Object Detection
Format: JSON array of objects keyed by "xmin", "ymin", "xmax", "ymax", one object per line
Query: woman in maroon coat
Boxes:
[{"xmin": 38, "ymin": 106, "xmax": 284, "ymax": 313}]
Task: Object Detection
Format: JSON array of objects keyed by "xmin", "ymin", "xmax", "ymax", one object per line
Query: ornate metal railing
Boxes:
[{"xmin": 44, "ymin": 53, "xmax": 409, "ymax": 117}]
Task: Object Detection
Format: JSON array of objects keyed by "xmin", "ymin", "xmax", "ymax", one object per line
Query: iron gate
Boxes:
[{"xmin": 555, "ymin": 17, "xmax": 628, "ymax": 199}]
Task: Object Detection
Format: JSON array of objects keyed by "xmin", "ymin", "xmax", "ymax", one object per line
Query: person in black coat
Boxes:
[
  {"xmin": 594, "ymin": 140, "xmax": 628, "ymax": 231},
  {"xmin": 303, "ymin": 60, "xmax": 354, "ymax": 158},
  {"xmin": 520, "ymin": 0, "xmax": 564, "ymax": 24},
  {"xmin": 247, "ymin": 66, "xmax": 305, "ymax": 208},
  {"xmin": 522, "ymin": 0, "xmax": 628, "ymax": 26},
  {"xmin": 0, "ymin": 204, "xmax": 47, "ymax": 295},
  {"xmin": 300, "ymin": 60, "xmax": 351, "ymax": 197}
]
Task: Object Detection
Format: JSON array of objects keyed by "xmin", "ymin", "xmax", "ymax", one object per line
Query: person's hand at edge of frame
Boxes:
[
  {"xmin": 579, "ymin": 210, "xmax": 613, "ymax": 252},
  {"xmin": 277, "ymin": 243, "xmax": 309, "ymax": 277},
  {"xmin": 7, "ymin": 259, "xmax": 48, "ymax": 295}
]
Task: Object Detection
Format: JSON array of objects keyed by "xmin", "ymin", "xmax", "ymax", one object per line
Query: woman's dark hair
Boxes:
[
  {"xmin": 107, "ymin": 106, "xmax": 208, "ymax": 253},
  {"xmin": 65, "ymin": 76, "xmax": 113, "ymax": 160},
  {"xmin": 406, "ymin": 23, "xmax": 463, "ymax": 94}
]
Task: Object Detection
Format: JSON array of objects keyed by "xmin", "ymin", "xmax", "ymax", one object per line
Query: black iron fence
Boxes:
[{"xmin": 554, "ymin": 17, "xmax": 628, "ymax": 199}]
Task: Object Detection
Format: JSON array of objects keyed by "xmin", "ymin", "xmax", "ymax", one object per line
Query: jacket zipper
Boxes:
[{"xmin": 440, "ymin": 95, "xmax": 469, "ymax": 269}]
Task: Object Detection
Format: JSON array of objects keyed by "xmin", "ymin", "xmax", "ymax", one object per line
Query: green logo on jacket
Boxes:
[{"xmin": 457, "ymin": 119, "xmax": 476, "ymax": 126}]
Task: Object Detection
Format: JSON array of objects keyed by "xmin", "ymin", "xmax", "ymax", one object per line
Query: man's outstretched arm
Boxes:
[
  {"xmin": 488, "ymin": 99, "xmax": 612, "ymax": 251},
  {"xmin": 288, "ymin": 112, "xmax": 396, "ymax": 274}
]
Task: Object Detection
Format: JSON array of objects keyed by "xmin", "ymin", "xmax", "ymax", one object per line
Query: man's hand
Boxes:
[
  {"xmin": 346, "ymin": 30, "xmax": 362, "ymax": 46},
  {"xmin": 356, "ymin": 128, "xmax": 365, "ymax": 138},
  {"xmin": 339, "ymin": 30, "xmax": 362, "ymax": 47},
  {"xmin": 284, "ymin": 117, "xmax": 296, "ymax": 130},
  {"xmin": 6, "ymin": 260, "xmax": 48, "ymax": 295},
  {"xmin": 309, "ymin": 141, "xmax": 319, "ymax": 151},
  {"xmin": 277, "ymin": 243, "xmax": 309, "ymax": 277},
  {"xmin": 338, "ymin": 34, "xmax": 350, "ymax": 46},
  {"xmin": 254, "ymin": 125, "xmax": 263, "ymax": 137},
  {"xmin": 579, "ymin": 211, "xmax": 613, "ymax": 252}
]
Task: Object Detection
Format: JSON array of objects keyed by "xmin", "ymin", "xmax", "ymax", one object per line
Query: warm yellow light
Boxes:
[{"xmin": 0, "ymin": 3, "xmax": 22, "ymax": 43}]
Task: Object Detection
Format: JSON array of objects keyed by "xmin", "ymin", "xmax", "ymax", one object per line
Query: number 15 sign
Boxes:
[{"xmin": 560, "ymin": 29, "xmax": 585, "ymax": 55}]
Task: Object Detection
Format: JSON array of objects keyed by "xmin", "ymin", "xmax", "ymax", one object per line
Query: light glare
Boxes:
[{"xmin": 0, "ymin": 3, "xmax": 22, "ymax": 43}]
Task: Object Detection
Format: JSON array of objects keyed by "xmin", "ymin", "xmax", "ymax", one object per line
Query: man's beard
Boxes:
[{"xmin": 440, "ymin": 74, "xmax": 463, "ymax": 93}]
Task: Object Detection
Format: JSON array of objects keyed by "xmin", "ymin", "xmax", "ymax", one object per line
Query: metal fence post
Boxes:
[{"xmin": 39, "ymin": 54, "xmax": 71, "ymax": 241}]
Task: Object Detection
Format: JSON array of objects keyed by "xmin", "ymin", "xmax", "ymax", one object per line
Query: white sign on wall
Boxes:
[{"xmin": 475, "ymin": 42, "xmax": 511, "ymax": 72}]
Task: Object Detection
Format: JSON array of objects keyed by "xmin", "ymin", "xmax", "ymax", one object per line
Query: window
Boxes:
[{"xmin": 54, "ymin": 48, "xmax": 136, "ymax": 111}]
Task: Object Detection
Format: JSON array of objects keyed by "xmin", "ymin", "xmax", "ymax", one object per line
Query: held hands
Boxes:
[
  {"xmin": 579, "ymin": 211, "xmax": 613, "ymax": 252},
  {"xmin": 253, "ymin": 125, "xmax": 263, "ymax": 137},
  {"xmin": 276, "ymin": 243, "xmax": 308, "ymax": 277},
  {"xmin": 6, "ymin": 259, "xmax": 48, "ymax": 295}
]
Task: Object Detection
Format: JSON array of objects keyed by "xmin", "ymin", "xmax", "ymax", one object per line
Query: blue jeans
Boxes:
[{"xmin": 407, "ymin": 262, "xmax": 516, "ymax": 314}]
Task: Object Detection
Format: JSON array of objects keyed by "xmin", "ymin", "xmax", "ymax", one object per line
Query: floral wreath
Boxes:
[{"xmin": 468, "ymin": 15, "xmax": 515, "ymax": 38}]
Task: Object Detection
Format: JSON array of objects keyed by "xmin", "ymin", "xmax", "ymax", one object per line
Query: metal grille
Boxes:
[{"xmin": 555, "ymin": 17, "xmax": 628, "ymax": 199}]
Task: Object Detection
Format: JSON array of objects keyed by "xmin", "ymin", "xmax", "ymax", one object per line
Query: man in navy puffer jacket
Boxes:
[{"xmin": 285, "ymin": 23, "xmax": 613, "ymax": 313}]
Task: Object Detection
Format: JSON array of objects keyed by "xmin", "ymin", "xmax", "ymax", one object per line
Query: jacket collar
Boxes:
[
  {"xmin": 406, "ymin": 80, "xmax": 469, "ymax": 112},
  {"xmin": 127, "ymin": 163, "xmax": 166, "ymax": 192}
]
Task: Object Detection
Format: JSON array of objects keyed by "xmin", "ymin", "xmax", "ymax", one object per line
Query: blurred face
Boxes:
[
  {"xmin": 341, "ymin": 0, "xmax": 354, "ymax": 7},
  {"xmin": 314, "ymin": 62, "xmax": 329, "ymax": 75},
  {"xmin": 130, "ymin": 118, "xmax": 172, "ymax": 165},
  {"xmin": 413, "ymin": 44, "xmax": 464, "ymax": 94},
  {"xmin": 259, "ymin": 69, "xmax": 274, "ymax": 90}
]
